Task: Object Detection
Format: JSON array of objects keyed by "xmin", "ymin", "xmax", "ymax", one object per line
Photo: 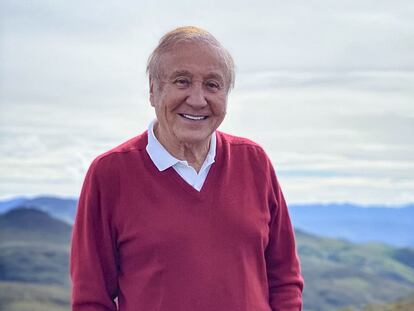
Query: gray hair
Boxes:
[{"xmin": 146, "ymin": 26, "xmax": 235, "ymax": 90}]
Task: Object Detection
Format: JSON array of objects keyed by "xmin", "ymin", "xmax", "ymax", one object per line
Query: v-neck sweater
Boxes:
[
  {"xmin": 145, "ymin": 119, "xmax": 216, "ymax": 191},
  {"xmin": 70, "ymin": 131, "xmax": 303, "ymax": 311}
]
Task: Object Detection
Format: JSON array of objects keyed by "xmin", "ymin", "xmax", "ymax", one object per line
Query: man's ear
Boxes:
[{"xmin": 149, "ymin": 77, "xmax": 155, "ymax": 107}]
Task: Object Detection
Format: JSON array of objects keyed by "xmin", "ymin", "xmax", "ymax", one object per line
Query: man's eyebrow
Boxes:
[
  {"xmin": 169, "ymin": 70, "xmax": 193, "ymax": 79},
  {"xmin": 204, "ymin": 72, "xmax": 225, "ymax": 83},
  {"xmin": 168, "ymin": 70, "xmax": 225, "ymax": 84}
]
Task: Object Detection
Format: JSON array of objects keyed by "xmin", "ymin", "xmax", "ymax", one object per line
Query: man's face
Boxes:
[{"xmin": 150, "ymin": 42, "xmax": 228, "ymax": 149}]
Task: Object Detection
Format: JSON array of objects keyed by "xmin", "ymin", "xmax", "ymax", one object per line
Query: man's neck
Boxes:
[{"xmin": 153, "ymin": 123, "xmax": 211, "ymax": 173}]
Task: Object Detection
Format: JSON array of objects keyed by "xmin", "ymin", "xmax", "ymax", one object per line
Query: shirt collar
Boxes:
[{"xmin": 146, "ymin": 120, "xmax": 216, "ymax": 172}]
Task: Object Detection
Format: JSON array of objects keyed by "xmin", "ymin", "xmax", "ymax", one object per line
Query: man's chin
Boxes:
[{"xmin": 177, "ymin": 133, "xmax": 212, "ymax": 146}]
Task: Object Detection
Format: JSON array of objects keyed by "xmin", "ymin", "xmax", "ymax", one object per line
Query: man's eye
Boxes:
[
  {"xmin": 205, "ymin": 81, "xmax": 220, "ymax": 91},
  {"xmin": 174, "ymin": 78, "xmax": 190, "ymax": 87}
]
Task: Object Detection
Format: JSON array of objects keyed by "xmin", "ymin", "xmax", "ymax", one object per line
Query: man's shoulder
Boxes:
[
  {"xmin": 217, "ymin": 131, "xmax": 276, "ymax": 180},
  {"xmin": 91, "ymin": 131, "xmax": 148, "ymax": 168},
  {"xmin": 217, "ymin": 131, "xmax": 266, "ymax": 154}
]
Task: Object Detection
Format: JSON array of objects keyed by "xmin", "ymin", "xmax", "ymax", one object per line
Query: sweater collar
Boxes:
[{"xmin": 145, "ymin": 120, "xmax": 216, "ymax": 172}]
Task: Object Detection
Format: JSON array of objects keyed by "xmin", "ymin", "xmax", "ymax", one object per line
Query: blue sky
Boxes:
[{"xmin": 1, "ymin": 0, "xmax": 413, "ymax": 204}]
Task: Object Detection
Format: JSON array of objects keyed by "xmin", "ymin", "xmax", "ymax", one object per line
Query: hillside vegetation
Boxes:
[
  {"xmin": 297, "ymin": 231, "xmax": 414, "ymax": 311},
  {"xmin": 2, "ymin": 196, "xmax": 414, "ymax": 246},
  {"xmin": 0, "ymin": 208, "xmax": 71, "ymax": 311},
  {"xmin": 340, "ymin": 294, "xmax": 414, "ymax": 310},
  {"xmin": 0, "ymin": 282, "xmax": 70, "ymax": 311},
  {"xmin": 0, "ymin": 207, "xmax": 413, "ymax": 311}
]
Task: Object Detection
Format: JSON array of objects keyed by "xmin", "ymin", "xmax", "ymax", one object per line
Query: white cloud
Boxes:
[{"xmin": 1, "ymin": 0, "xmax": 413, "ymax": 203}]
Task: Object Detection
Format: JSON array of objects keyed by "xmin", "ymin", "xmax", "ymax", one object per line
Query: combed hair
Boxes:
[{"xmin": 146, "ymin": 26, "xmax": 235, "ymax": 90}]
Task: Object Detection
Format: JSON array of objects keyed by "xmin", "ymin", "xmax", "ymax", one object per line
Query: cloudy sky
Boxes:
[{"xmin": 1, "ymin": 0, "xmax": 413, "ymax": 205}]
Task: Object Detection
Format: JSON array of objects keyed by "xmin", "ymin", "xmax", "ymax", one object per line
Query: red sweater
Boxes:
[{"xmin": 71, "ymin": 131, "xmax": 303, "ymax": 311}]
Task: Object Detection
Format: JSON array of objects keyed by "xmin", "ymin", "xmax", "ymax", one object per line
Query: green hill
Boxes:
[
  {"xmin": 0, "ymin": 208, "xmax": 71, "ymax": 311},
  {"xmin": 363, "ymin": 294, "xmax": 414, "ymax": 311},
  {"xmin": 0, "ymin": 208, "xmax": 413, "ymax": 311},
  {"xmin": 296, "ymin": 230, "xmax": 414, "ymax": 310},
  {"xmin": 0, "ymin": 208, "xmax": 71, "ymax": 287},
  {"xmin": 0, "ymin": 207, "xmax": 71, "ymax": 244},
  {"xmin": 0, "ymin": 282, "xmax": 70, "ymax": 311},
  {"xmin": 339, "ymin": 294, "xmax": 414, "ymax": 311}
]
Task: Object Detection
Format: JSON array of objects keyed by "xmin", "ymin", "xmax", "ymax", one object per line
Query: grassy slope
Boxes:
[
  {"xmin": 296, "ymin": 230, "xmax": 414, "ymax": 311},
  {"xmin": 0, "ymin": 209, "xmax": 71, "ymax": 311},
  {"xmin": 363, "ymin": 294, "xmax": 414, "ymax": 311},
  {"xmin": 0, "ymin": 208, "xmax": 71, "ymax": 286},
  {"xmin": 339, "ymin": 294, "xmax": 414, "ymax": 311},
  {"xmin": 0, "ymin": 281, "xmax": 70, "ymax": 311},
  {"xmin": 0, "ymin": 209, "xmax": 413, "ymax": 311}
]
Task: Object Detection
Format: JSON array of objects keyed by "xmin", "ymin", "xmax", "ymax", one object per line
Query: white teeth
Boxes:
[{"xmin": 181, "ymin": 114, "xmax": 207, "ymax": 120}]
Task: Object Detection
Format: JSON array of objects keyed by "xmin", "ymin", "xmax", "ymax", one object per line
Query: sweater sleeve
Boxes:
[
  {"xmin": 70, "ymin": 160, "xmax": 119, "ymax": 311},
  {"xmin": 265, "ymin": 162, "xmax": 304, "ymax": 311}
]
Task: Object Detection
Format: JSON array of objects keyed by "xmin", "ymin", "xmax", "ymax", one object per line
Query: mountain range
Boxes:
[
  {"xmin": 0, "ymin": 207, "xmax": 413, "ymax": 311},
  {"xmin": 1, "ymin": 196, "xmax": 413, "ymax": 247},
  {"xmin": 288, "ymin": 203, "xmax": 414, "ymax": 247}
]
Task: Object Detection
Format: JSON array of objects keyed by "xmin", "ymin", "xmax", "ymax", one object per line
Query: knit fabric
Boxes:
[{"xmin": 70, "ymin": 131, "xmax": 303, "ymax": 311}]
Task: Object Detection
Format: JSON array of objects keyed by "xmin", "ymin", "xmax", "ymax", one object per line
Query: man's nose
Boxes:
[{"xmin": 185, "ymin": 82, "xmax": 207, "ymax": 108}]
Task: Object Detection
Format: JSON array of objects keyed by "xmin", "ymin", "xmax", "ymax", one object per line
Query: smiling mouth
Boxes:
[{"xmin": 179, "ymin": 113, "xmax": 208, "ymax": 121}]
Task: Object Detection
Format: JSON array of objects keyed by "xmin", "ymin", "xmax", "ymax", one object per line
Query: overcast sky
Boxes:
[{"xmin": 1, "ymin": 0, "xmax": 413, "ymax": 205}]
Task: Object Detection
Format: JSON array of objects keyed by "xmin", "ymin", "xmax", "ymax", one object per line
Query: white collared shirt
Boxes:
[{"xmin": 145, "ymin": 120, "xmax": 216, "ymax": 191}]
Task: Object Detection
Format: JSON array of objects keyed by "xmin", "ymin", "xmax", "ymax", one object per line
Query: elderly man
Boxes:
[{"xmin": 71, "ymin": 26, "xmax": 303, "ymax": 311}]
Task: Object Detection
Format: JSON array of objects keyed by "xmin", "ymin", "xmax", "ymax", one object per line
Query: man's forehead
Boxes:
[{"xmin": 158, "ymin": 43, "xmax": 227, "ymax": 76}]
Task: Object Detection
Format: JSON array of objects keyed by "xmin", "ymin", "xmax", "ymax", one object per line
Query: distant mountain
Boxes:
[
  {"xmin": 0, "ymin": 208, "xmax": 71, "ymax": 286},
  {"xmin": 0, "ymin": 281, "xmax": 70, "ymax": 311},
  {"xmin": 0, "ymin": 196, "xmax": 77, "ymax": 224},
  {"xmin": 0, "ymin": 207, "xmax": 413, "ymax": 311},
  {"xmin": 339, "ymin": 294, "xmax": 414, "ymax": 311},
  {"xmin": 296, "ymin": 230, "xmax": 414, "ymax": 311},
  {"xmin": 0, "ymin": 207, "xmax": 72, "ymax": 244},
  {"xmin": 289, "ymin": 203, "xmax": 414, "ymax": 247},
  {"xmin": 0, "ymin": 197, "xmax": 26, "ymax": 213},
  {"xmin": 1, "ymin": 196, "xmax": 413, "ymax": 247}
]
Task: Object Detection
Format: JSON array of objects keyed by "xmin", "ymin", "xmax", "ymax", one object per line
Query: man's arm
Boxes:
[
  {"xmin": 70, "ymin": 160, "xmax": 119, "ymax": 311},
  {"xmin": 265, "ymin": 163, "xmax": 304, "ymax": 311}
]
